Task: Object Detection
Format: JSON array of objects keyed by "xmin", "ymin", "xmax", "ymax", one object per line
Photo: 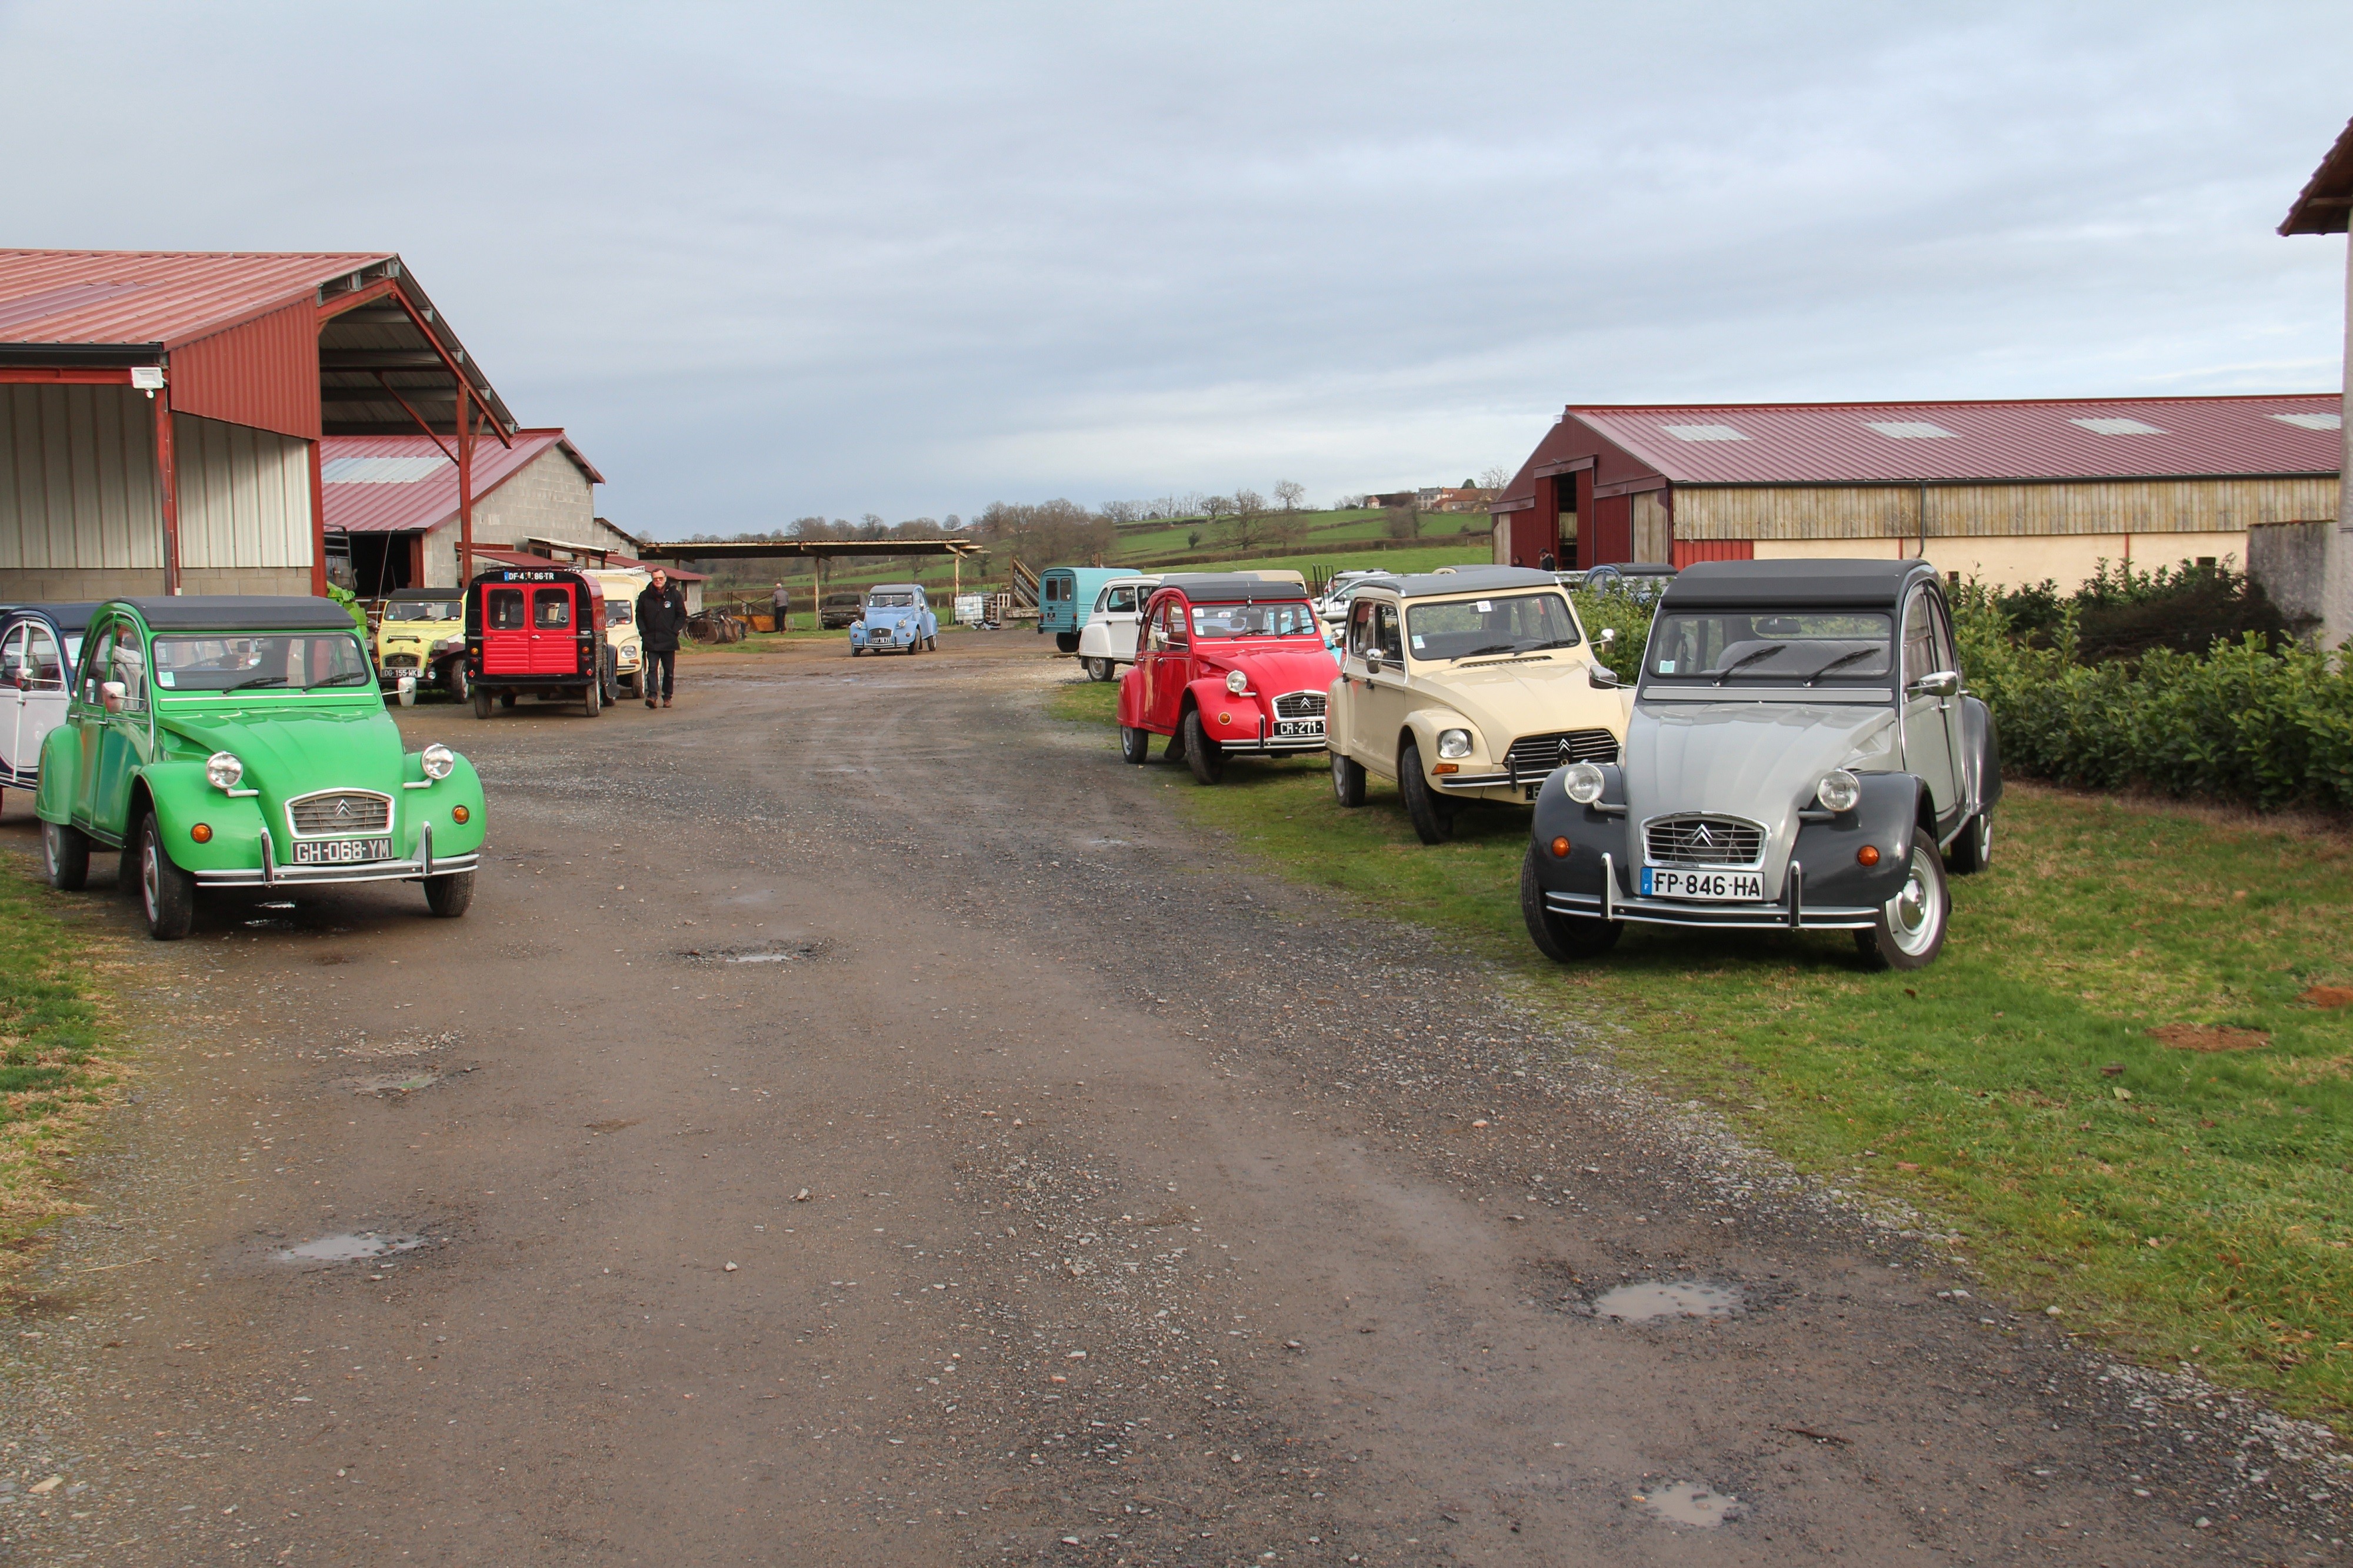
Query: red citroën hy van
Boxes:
[{"xmin": 464, "ymin": 566, "xmax": 618, "ymax": 718}]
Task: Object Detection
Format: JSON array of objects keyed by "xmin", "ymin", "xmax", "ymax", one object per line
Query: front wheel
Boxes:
[
  {"xmin": 583, "ymin": 675, "xmax": 602, "ymax": 717},
  {"xmin": 424, "ymin": 871, "xmax": 475, "ymax": 918},
  {"xmin": 1397, "ymin": 739, "xmax": 1454, "ymax": 844},
  {"xmin": 1856, "ymin": 826, "xmax": 1950, "ymax": 970},
  {"xmin": 446, "ymin": 662, "xmax": 470, "ymax": 703},
  {"xmin": 1520, "ymin": 845, "xmax": 1621, "ymax": 962},
  {"xmin": 1181, "ymin": 708, "xmax": 1225, "ymax": 785},
  {"xmin": 1084, "ymin": 657, "xmax": 1112, "ymax": 682},
  {"xmin": 1331, "ymin": 750, "xmax": 1366, "ymax": 807},
  {"xmin": 1945, "ymin": 812, "xmax": 1992, "ymax": 875},
  {"xmin": 42, "ymin": 818, "xmax": 89, "ymax": 891},
  {"xmin": 1120, "ymin": 724, "xmax": 1151, "ymax": 765},
  {"xmin": 1055, "ymin": 632, "xmax": 1081, "ymax": 654},
  {"xmin": 472, "ymin": 686, "xmax": 494, "ymax": 720},
  {"xmin": 136, "ymin": 812, "xmax": 196, "ymax": 941}
]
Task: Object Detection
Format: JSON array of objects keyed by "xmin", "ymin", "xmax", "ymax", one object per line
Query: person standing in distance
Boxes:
[
  {"xmin": 637, "ymin": 568, "xmax": 689, "ymax": 709},
  {"xmin": 770, "ymin": 581, "xmax": 790, "ymax": 633}
]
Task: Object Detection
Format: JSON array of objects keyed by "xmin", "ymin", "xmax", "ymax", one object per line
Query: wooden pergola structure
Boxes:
[{"xmin": 630, "ymin": 537, "xmax": 989, "ymax": 600}]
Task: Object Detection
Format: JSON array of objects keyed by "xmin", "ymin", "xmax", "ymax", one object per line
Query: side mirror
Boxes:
[
  {"xmin": 397, "ymin": 673, "xmax": 418, "ymax": 708},
  {"xmin": 100, "ymin": 679, "xmax": 126, "ymax": 713},
  {"xmin": 1589, "ymin": 664, "xmax": 1621, "ymax": 689},
  {"xmin": 1598, "ymin": 627, "xmax": 1617, "ymax": 648},
  {"xmin": 1911, "ymin": 670, "xmax": 1961, "ymax": 699},
  {"xmin": 1362, "ymin": 650, "xmax": 1382, "ymax": 674}
]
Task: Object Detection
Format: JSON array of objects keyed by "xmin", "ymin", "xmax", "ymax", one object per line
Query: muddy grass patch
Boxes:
[{"xmin": 0, "ymin": 855, "xmax": 129, "ymax": 1297}]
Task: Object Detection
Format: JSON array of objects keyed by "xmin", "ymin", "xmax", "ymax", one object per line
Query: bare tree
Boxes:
[
  {"xmin": 1233, "ymin": 487, "xmax": 1265, "ymax": 517},
  {"xmin": 1101, "ymin": 500, "xmax": 1142, "ymax": 525},
  {"xmin": 1272, "ymin": 479, "xmax": 1305, "ymax": 512},
  {"xmin": 1268, "ymin": 508, "xmax": 1309, "ymax": 548},
  {"xmin": 1199, "ymin": 495, "xmax": 1235, "ymax": 528},
  {"xmin": 1479, "ymin": 465, "xmax": 1510, "ymax": 491}
]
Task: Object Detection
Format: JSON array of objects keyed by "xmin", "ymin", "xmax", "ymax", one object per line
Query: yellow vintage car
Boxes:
[
  {"xmin": 1327, "ymin": 566, "xmax": 1632, "ymax": 843},
  {"xmin": 586, "ymin": 568, "xmax": 651, "ymax": 698},
  {"xmin": 374, "ymin": 588, "xmax": 467, "ymax": 701}
]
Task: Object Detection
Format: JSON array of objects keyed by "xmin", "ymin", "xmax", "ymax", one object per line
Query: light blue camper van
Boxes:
[{"xmin": 1038, "ymin": 567, "xmax": 1126, "ymax": 653}]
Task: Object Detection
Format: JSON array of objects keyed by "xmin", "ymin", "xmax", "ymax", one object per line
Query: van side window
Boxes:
[
  {"xmin": 0, "ymin": 626, "xmax": 22, "ymax": 688},
  {"xmin": 1374, "ymin": 602, "xmax": 1404, "ymax": 662},
  {"xmin": 81, "ymin": 622, "xmax": 116, "ymax": 703},
  {"xmin": 111, "ymin": 628, "xmax": 148, "ymax": 710},
  {"xmin": 24, "ymin": 626, "xmax": 62, "ymax": 690},
  {"xmin": 1348, "ymin": 599, "xmax": 1377, "ymax": 656},
  {"xmin": 1165, "ymin": 599, "xmax": 1188, "ymax": 647},
  {"xmin": 534, "ymin": 589, "xmax": 572, "ymax": 629},
  {"xmin": 1902, "ymin": 591, "xmax": 1937, "ymax": 685},
  {"xmin": 488, "ymin": 589, "xmax": 526, "ymax": 630}
]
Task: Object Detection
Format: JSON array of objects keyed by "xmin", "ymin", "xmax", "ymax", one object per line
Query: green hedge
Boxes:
[{"xmin": 1955, "ymin": 595, "xmax": 2353, "ymax": 812}]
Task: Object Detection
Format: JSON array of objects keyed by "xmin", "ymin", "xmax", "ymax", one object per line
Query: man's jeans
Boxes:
[{"xmin": 646, "ymin": 649, "xmax": 675, "ymax": 700}]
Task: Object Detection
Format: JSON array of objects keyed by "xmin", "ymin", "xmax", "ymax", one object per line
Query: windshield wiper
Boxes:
[
  {"xmin": 223, "ymin": 675, "xmax": 291, "ymax": 692},
  {"xmin": 314, "ymin": 671, "xmax": 374, "ymax": 688},
  {"xmin": 1806, "ymin": 648, "xmax": 1882, "ymax": 686},
  {"xmin": 1449, "ymin": 642, "xmax": 1521, "ymax": 661},
  {"xmin": 1709, "ymin": 643, "xmax": 1787, "ymax": 685}
]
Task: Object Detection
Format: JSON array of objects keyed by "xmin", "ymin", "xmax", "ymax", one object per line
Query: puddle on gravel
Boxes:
[
  {"xmin": 277, "ymin": 1232, "xmax": 427, "ymax": 1263},
  {"xmin": 349, "ymin": 1067, "xmax": 469, "ymax": 1095},
  {"xmin": 1587, "ymin": 1281, "xmax": 1742, "ymax": 1322},
  {"xmin": 675, "ymin": 940, "xmax": 831, "ymax": 964},
  {"xmin": 1637, "ymin": 1481, "xmax": 1745, "ymax": 1527}
]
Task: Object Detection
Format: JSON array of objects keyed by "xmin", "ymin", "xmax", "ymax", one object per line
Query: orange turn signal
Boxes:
[
  {"xmin": 190, "ymin": 823, "xmax": 213, "ymax": 843},
  {"xmin": 1857, "ymin": 843, "xmax": 1880, "ymax": 867},
  {"xmin": 1432, "ymin": 762, "xmax": 1459, "ymax": 775},
  {"xmin": 452, "ymin": 805, "xmax": 471, "ymax": 825},
  {"xmin": 1549, "ymin": 836, "xmax": 1572, "ymax": 859},
  {"xmin": 1217, "ymin": 712, "xmax": 1232, "ymax": 726}
]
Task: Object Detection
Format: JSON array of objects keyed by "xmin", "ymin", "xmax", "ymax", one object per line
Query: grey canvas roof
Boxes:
[
  {"xmin": 387, "ymin": 586, "xmax": 460, "ymax": 600},
  {"xmin": 1659, "ymin": 559, "xmax": 1937, "ymax": 610},
  {"xmin": 1368, "ymin": 565, "xmax": 1561, "ymax": 600},
  {"xmin": 1154, "ymin": 573, "xmax": 1311, "ymax": 603},
  {"xmin": 108, "ymin": 596, "xmax": 361, "ymax": 632}
]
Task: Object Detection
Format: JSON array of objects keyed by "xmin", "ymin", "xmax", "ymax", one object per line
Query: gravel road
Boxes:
[{"xmin": 1, "ymin": 632, "xmax": 2345, "ymax": 1566}]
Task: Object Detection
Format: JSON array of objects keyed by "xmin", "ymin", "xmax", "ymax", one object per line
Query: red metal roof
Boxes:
[
  {"xmin": 321, "ymin": 432, "xmax": 606, "ymax": 534},
  {"xmin": 0, "ymin": 249, "xmax": 390, "ymax": 348},
  {"xmin": 1554, "ymin": 395, "xmax": 2342, "ymax": 489}
]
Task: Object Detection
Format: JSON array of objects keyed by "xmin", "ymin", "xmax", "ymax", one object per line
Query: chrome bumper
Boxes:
[
  {"xmin": 1545, "ymin": 854, "xmax": 1879, "ymax": 931},
  {"xmin": 196, "ymin": 852, "xmax": 478, "ymax": 889}
]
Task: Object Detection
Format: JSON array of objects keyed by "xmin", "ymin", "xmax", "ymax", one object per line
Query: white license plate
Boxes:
[
  {"xmin": 1275, "ymin": 719, "xmax": 1325, "ymax": 738},
  {"xmin": 1642, "ymin": 865, "xmax": 1763, "ymax": 901},
  {"xmin": 293, "ymin": 838, "xmax": 392, "ymax": 865}
]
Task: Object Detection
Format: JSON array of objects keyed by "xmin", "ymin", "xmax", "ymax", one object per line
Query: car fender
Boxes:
[
  {"xmin": 33, "ymin": 723, "xmax": 82, "ymax": 824},
  {"xmin": 1792, "ymin": 770, "xmax": 1923, "ymax": 909},
  {"xmin": 1960, "ymin": 694, "xmax": 2002, "ymax": 816},
  {"xmin": 133, "ymin": 761, "xmax": 271, "ymax": 873},
  {"xmin": 1528, "ymin": 762, "xmax": 1631, "ymax": 899},
  {"xmin": 1399, "ymin": 703, "xmax": 1481, "ymax": 772},
  {"xmin": 404, "ymin": 749, "xmax": 489, "ymax": 859},
  {"xmin": 1184, "ymin": 675, "xmax": 1259, "ymax": 743},
  {"xmin": 1116, "ymin": 665, "xmax": 1149, "ymax": 730}
]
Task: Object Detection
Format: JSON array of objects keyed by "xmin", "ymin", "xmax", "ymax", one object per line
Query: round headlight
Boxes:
[
  {"xmin": 1562, "ymin": 761, "xmax": 1606, "ymax": 805},
  {"xmin": 1225, "ymin": 669, "xmax": 1249, "ymax": 695},
  {"xmin": 1816, "ymin": 769, "xmax": 1862, "ymax": 814},
  {"xmin": 205, "ymin": 750, "xmax": 244, "ymax": 790},
  {"xmin": 1437, "ymin": 728, "xmax": 1472, "ymax": 760},
  {"xmin": 421, "ymin": 743, "xmax": 456, "ymax": 780}
]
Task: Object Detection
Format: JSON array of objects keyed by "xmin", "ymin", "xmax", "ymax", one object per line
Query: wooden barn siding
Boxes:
[
  {"xmin": 1631, "ymin": 491, "xmax": 1672, "ymax": 561},
  {"xmin": 1672, "ymin": 478, "xmax": 2339, "ymax": 542}
]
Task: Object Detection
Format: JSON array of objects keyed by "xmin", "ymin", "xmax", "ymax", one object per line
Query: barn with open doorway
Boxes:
[
  {"xmin": 321, "ymin": 429, "xmax": 619, "ymax": 593},
  {"xmin": 1, "ymin": 249, "xmax": 526, "ymax": 600},
  {"xmin": 1489, "ymin": 395, "xmax": 2341, "ymax": 589}
]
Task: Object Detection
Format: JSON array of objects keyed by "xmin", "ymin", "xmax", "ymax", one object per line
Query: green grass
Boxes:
[
  {"xmin": 1051, "ymin": 678, "xmax": 2353, "ymax": 1418},
  {"xmin": 0, "ymin": 857, "xmax": 121, "ymax": 1276}
]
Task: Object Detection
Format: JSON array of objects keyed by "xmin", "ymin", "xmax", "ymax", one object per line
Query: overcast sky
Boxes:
[{"xmin": 3, "ymin": 2, "xmax": 2347, "ymax": 532}]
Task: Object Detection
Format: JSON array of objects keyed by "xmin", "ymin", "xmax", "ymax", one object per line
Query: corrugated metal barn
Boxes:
[
  {"xmin": 1491, "ymin": 395, "xmax": 2343, "ymax": 589},
  {"xmin": 0, "ymin": 250, "xmax": 524, "ymax": 599},
  {"xmin": 322, "ymin": 431, "xmax": 616, "ymax": 592}
]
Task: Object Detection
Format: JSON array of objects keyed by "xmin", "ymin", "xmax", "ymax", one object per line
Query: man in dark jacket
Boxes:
[{"xmin": 636, "ymin": 569, "xmax": 689, "ymax": 708}]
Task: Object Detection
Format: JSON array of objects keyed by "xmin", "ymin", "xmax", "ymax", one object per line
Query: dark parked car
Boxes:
[
  {"xmin": 820, "ymin": 591, "xmax": 864, "ymax": 630},
  {"xmin": 1521, "ymin": 559, "xmax": 2000, "ymax": 972}
]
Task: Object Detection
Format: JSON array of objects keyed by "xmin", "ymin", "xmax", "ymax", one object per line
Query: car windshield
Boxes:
[
  {"xmin": 1188, "ymin": 601, "xmax": 1317, "ymax": 639},
  {"xmin": 605, "ymin": 600, "xmax": 634, "ymax": 626},
  {"xmin": 1645, "ymin": 611, "xmax": 1893, "ymax": 683},
  {"xmin": 869, "ymin": 593, "xmax": 915, "ymax": 608},
  {"xmin": 1406, "ymin": 592, "xmax": 1581, "ymax": 660},
  {"xmin": 152, "ymin": 632, "xmax": 374, "ymax": 694},
  {"xmin": 384, "ymin": 600, "xmax": 458, "ymax": 622}
]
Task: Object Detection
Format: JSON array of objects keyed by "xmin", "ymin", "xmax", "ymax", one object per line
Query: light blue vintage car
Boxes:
[{"xmin": 849, "ymin": 583, "xmax": 938, "ymax": 656}]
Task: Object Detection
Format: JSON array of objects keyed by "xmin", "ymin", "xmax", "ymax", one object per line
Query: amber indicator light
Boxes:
[
  {"xmin": 1549, "ymin": 836, "xmax": 1572, "ymax": 859},
  {"xmin": 1432, "ymin": 762, "xmax": 1459, "ymax": 775},
  {"xmin": 452, "ymin": 805, "xmax": 471, "ymax": 825},
  {"xmin": 189, "ymin": 823, "xmax": 214, "ymax": 843},
  {"xmin": 1856, "ymin": 843, "xmax": 1881, "ymax": 867}
]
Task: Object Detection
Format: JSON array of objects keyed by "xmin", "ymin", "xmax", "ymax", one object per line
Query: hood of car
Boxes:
[
  {"xmin": 1625, "ymin": 699, "xmax": 1898, "ymax": 890},
  {"xmin": 1207, "ymin": 643, "xmax": 1338, "ymax": 695},
  {"xmin": 862, "ymin": 606, "xmax": 921, "ymax": 625},
  {"xmin": 1411, "ymin": 656, "xmax": 1630, "ymax": 742},
  {"xmin": 158, "ymin": 703, "xmax": 409, "ymax": 813}
]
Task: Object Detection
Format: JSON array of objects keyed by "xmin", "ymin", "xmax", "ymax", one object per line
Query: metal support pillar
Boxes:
[
  {"xmin": 154, "ymin": 390, "xmax": 181, "ymax": 595},
  {"xmin": 458, "ymin": 392, "xmax": 475, "ymax": 584},
  {"xmin": 308, "ymin": 439, "xmax": 329, "ymax": 596}
]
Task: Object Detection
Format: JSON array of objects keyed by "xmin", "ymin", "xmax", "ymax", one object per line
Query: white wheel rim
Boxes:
[
  {"xmin": 1885, "ymin": 855, "xmax": 1942, "ymax": 956},
  {"xmin": 141, "ymin": 833, "xmax": 161, "ymax": 921}
]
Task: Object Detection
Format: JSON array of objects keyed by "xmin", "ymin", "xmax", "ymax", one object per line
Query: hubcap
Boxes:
[
  {"xmin": 1887, "ymin": 861, "xmax": 1940, "ymax": 955},
  {"xmin": 141, "ymin": 833, "xmax": 161, "ymax": 920}
]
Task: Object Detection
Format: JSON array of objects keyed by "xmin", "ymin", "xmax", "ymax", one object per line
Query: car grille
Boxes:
[
  {"xmin": 1645, "ymin": 815, "xmax": 1766, "ymax": 868},
  {"xmin": 1273, "ymin": 691, "xmax": 1327, "ymax": 720},
  {"xmin": 381, "ymin": 652, "xmax": 419, "ymax": 669},
  {"xmin": 288, "ymin": 790, "xmax": 393, "ymax": 838},
  {"xmin": 1504, "ymin": 728, "xmax": 1618, "ymax": 776}
]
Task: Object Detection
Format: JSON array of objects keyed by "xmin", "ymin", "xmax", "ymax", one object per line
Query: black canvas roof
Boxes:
[
  {"xmin": 109, "ymin": 596, "xmax": 361, "ymax": 632},
  {"xmin": 1659, "ymin": 558, "xmax": 1937, "ymax": 610},
  {"xmin": 387, "ymin": 586, "xmax": 460, "ymax": 600},
  {"xmin": 1154, "ymin": 573, "xmax": 1310, "ymax": 603},
  {"xmin": 1378, "ymin": 565, "xmax": 1558, "ymax": 600},
  {"xmin": 2, "ymin": 601, "xmax": 101, "ymax": 633}
]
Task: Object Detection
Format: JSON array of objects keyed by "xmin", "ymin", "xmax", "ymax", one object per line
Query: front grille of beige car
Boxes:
[
  {"xmin": 1645, "ymin": 815, "xmax": 1766, "ymax": 868},
  {"xmin": 1504, "ymin": 728, "xmax": 1618, "ymax": 777},
  {"xmin": 287, "ymin": 790, "xmax": 394, "ymax": 838},
  {"xmin": 1274, "ymin": 691, "xmax": 1327, "ymax": 720}
]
